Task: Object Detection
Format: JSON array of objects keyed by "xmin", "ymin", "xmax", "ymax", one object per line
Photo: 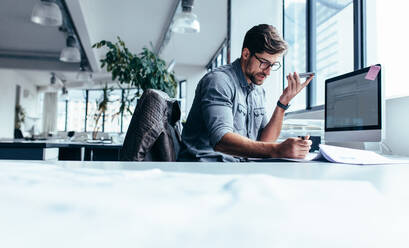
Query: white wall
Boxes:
[
  {"xmin": 0, "ymin": 69, "xmax": 41, "ymax": 138},
  {"xmin": 0, "ymin": 72, "xmax": 16, "ymax": 138},
  {"xmin": 384, "ymin": 96, "xmax": 409, "ymax": 156},
  {"xmin": 173, "ymin": 64, "xmax": 207, "ymax": 121},
  {"xmin": 231, "ymin": 0, "xmax": 284, "ymax": 117}
]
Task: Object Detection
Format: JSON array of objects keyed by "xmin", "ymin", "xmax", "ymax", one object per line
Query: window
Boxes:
[
  {"xmin": 207, "ymin": 39, "xmax": 228, "ymax": 71},
  {"xmin": 283, "ymin": 0, "xmax": 365, "ymax": 111},
  {"xmin": 121, "ymin": 88, "xmax": 138, "ymax": 133},
  {"xmin": 284, "ymin": 0, "xmax": 307, "ymax": 111},
  {"xmin": 315, "ymin": 0, "xmax": 354, "ymax": 105},
  {"xmin": 66, "ymin": 90, "xmax": 86, "ymax": 132},
  {"xmin": 104, "ymin": 89, "xmax": 122, "ymax": 133},
  {"xmin": 56, "ymin": 99, "xmax": 67, "ymax": 131},
  {"xmin": 56, "ymin": 87, "xmax": 139, "ymax": 133},
  {"xmin": 222, "ymin": 44, "xmax": 228, "ymax": 65},
  {"xmin": 179, "ymin": 80, "xmax": 187, "ymax": 121},
  {"xmin": 87, "ymin": 90, "xmax": 103, "ymax": 132}
]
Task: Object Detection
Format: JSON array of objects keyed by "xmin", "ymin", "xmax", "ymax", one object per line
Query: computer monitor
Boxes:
[{"xmin": 325, "ymin": 64, "xmax": 383, "ymax": 144}]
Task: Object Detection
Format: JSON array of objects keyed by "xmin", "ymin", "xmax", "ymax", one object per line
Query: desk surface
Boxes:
[{"xmin": 1, "ymin": 160, "xmax": 409, "ymax": 248}]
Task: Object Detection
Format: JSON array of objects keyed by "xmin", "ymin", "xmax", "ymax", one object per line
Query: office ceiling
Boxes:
[
  {"xmin": 0, "ymin": 0, "xmax": 79, "ymax": 72},
  {"xmin": 0, "ymin": 0, "xmax": 227, "ymax": 87}
]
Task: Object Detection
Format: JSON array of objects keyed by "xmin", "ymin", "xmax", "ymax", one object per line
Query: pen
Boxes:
[{"xmin": 298, "ymin": 135, "xmax": 310, "ymax": 140}]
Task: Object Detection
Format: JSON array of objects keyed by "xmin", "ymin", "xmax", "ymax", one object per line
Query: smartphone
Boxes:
[{"xmin": 298, "ymin": 72, "xmax": 315, "ymax": 78}]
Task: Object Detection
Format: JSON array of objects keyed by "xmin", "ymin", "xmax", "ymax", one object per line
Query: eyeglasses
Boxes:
[{"xmin": 253, "ymin": 54, "xmax": 281, "ymax": 71}]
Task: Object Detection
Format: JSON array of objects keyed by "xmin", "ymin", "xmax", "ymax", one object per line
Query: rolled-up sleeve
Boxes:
[{"xmin": 200, "ymin": 72, "xmax": 234, "ymax": 148}]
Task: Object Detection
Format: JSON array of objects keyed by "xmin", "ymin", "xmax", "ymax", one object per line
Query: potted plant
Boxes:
[{"xmin": 92, "ymin": 37, "xmax": 177, "ymax": 115}]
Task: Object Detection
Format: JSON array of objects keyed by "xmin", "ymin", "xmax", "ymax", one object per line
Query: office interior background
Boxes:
[{"xmin": 1, "ymin": 0, "xmax": 408, "ymax": 156}]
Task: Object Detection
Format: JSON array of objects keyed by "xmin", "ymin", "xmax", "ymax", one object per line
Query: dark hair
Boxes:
[{"xmin": 242, "ymin": 24, "xmax": 288, "ymax": 55}]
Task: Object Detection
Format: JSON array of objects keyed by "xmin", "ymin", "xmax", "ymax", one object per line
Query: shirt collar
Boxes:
[{"xmin": 232, "ymin": 58, "xmax": 254, "ymax": 91}]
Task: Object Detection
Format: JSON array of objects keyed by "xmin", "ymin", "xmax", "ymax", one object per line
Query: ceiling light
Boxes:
[
  {"xmin": 50, "ymin": 72, "xmax": 60, "ymax": 89},
  {"xmin": 60, "ymin": 35, "xmax": 81, "ymax": 63},
  {"xmin": 60, "ymin": 86, "xmax": 69, "ymax": 101},
  {"xmin": 31, "ymin": 0, "xmax": 63, "ymax": 26},
  {"xmin": 76, "ymin": 64, "xmax": 94, "ymax": 88},
  {"xmin": 76, "ymin": 67, "xmax": 91, "ymax": 81},
  {"xmin": 171, "ymin": 0, "xmax": 200, "ymax": 34},
  {"xmin": 50, "ymin": 72, "xmax": 56, "ymax": 84}
]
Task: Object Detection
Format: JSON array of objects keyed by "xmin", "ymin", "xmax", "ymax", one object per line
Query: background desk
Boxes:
[
  {"xmin": 1, "ymin": 160, "xmax": 409, "ymax": 248},
  {"xmin": 58, "ymin": 142, "xmax": 123, "ymax": 161},
  {"xmin": 0, "ymin": 140, "xmax": 122, "ymax": 161}
]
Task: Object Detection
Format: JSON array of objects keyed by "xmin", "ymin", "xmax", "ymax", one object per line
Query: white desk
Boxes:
[{"xmin": 1, "ymin": 160, "xmax": 409, "ymax": 248}]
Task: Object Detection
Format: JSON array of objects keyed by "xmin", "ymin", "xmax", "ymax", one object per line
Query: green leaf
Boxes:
[{"xmin": 93, "ymin": 36, "xmax": 178, "ymax": 113}]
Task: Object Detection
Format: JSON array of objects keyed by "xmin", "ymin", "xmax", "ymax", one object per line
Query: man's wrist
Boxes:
[
  {"xmin": 269, "ymin": 142, "xmax": 281, "ymax": 158},
  {"xmin": 257, "ymin": 141, "xmax": 281, "ymax": 158},
  {"xmin": 277, "ymin": 100, "xmax": 290, "ymax": 110},
  {"xmin": 278, "ymin": 96, "xmax": 290, "ymax": 106}
]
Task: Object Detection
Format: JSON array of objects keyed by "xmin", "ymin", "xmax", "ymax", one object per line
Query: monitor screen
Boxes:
[{"xmin": 325, "ymin": 65, "xmax": 381, "ymax": 132}]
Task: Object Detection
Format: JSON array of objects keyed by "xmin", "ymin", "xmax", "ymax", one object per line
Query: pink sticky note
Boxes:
[{"xmin": 365, "ymin": 65, "xmax": 381, "ymax": 80}]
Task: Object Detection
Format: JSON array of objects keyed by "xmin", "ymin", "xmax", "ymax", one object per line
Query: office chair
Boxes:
[{"xmin": 120, "ymin": 89, "xmax": 181, "ymax": 161}]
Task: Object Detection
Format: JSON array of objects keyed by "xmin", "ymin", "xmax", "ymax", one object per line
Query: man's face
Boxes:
[{"xmin": 242, "ymin": 49, "xmax": 281, "ymax": 85}]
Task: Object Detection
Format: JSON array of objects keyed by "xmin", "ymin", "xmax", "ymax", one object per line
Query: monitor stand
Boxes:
[{"xmin": 324, "ymin": 141, "xmax": 365, "ymax": 150}]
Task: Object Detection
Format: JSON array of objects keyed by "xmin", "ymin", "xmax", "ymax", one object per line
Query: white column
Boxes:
[{"xmin": 42, "ymin": 92, "xmax": 58, "ymax": 134}]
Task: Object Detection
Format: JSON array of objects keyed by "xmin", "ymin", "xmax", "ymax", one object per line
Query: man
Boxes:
[{"xmin": 178, "ymin": 24, "xmax": 313, "ymax": 162}]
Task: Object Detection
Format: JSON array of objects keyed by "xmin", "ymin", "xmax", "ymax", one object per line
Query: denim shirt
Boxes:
[{"xmin": 178, "ymin": 59, "xmax": 269, "ymax": 162}]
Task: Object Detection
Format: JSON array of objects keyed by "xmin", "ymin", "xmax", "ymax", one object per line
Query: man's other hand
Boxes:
[
  {"xmin": 279, "ymin": 72, "xmax": 314, "ymax": 105},
  {"xmin": 276, "ymin": 137, "xmax": 312, "ymax": 159}
]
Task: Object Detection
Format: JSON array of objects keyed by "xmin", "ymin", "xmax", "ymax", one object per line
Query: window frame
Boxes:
[
  {"xmin": 206, "ymin": 39, "xmax": 228, "ymax": 71},
  {"xmin": 283, "ymin": 0, "xmax": 367, "ymax": 114}
]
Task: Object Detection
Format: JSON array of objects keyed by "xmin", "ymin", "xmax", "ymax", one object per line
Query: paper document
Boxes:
[
  {"xmin": 316, "ymin": 144, "xmax": 407, "ymax": 165},
  {"xmin": 248, "ymin": 144, "xmax": 408, "ymax": 165},
  {"xmin": 247, "ymin": 152, "xmax": 322, "ymax": 163}
]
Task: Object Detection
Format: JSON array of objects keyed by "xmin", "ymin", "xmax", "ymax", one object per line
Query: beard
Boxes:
[
  {"xmin": 245, "ymin": 59, "xmax": 267, "ymax": 85},
  {"xmin": 246, "ymin": 71, "xmax": 267, "ymax": 85}
]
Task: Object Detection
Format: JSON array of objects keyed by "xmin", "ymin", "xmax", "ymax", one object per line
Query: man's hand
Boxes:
[
  {"xmin": 275, "ymin": 136, "xmax": 312, "ymax": 159},
  {"xmin": 279, "ymin": 72, "xmax": 314, "ymax": 105}
]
